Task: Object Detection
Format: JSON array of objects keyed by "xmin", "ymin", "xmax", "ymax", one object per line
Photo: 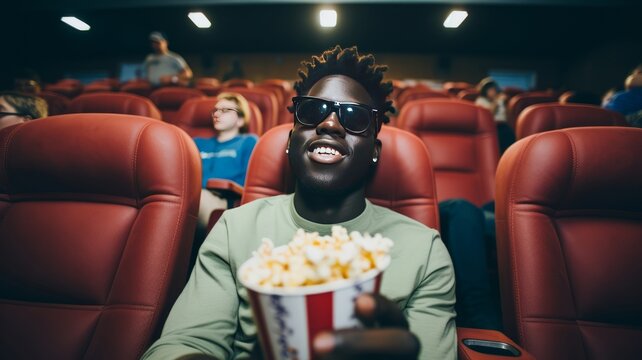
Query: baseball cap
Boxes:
[{"xmin": 149, "ymin": 31, "xmax": 167, "ymax": 42}]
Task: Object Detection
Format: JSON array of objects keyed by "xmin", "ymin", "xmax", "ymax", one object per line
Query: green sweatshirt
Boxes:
[{"xmin": 143, "ymin": 194, "xmax": 456, "ymax": 360}]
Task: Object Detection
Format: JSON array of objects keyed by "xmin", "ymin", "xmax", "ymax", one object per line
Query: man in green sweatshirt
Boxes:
[{"xmin": 143, "ymin": 46, "xmax": 456, "ymax": 360}]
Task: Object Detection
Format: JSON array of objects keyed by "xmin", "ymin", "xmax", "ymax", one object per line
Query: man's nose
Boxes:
[{"xmin": 316, "ymin": 111, "xmax": 346, "ymax": 137}]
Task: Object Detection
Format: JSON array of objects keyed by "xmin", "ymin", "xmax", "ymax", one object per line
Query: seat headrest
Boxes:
[
  {"xmin": 398, "ymin": 98, "xmax": 495, "ymax": 134},
  {"xmin": 149, "ymin": 88, "xmax": 205, "ymax": 109},
  {"xmin": 498, "ymin": 127, "xmax": 642, "ymax": 211},
  {"xmin": 69, "ymin": 92, "xmax": 162, "ymax": 119},
  {"xmin": 517, "ymin": 103, "xmax": 626, "ymax": 139},
  {"xmin": 0, "ymin": 114, "xmax": 200, "ymax": 207}
]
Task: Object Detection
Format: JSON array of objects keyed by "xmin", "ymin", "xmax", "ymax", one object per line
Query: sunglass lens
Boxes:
[
  {"xmin": 342, "ymin": 105, "xmax": 371, "ymax": 133},
  {"xmin": 297, "ymin": 99, "xmax": 329, "ymax": 126}
]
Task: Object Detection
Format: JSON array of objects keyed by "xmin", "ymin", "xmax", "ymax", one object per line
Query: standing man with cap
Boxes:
[{"xmin": 143, "ymin": 31, "xmax": 193, "ymax": 87}]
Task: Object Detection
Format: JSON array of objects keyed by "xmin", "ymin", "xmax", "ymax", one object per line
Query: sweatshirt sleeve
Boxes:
[
  {"xmin": 142, "ymin": 214, "xmax": 238, "ymax": 360},
  {"xmin": 405, "ymin": 231, "xmax": 457, "ymax": 360}
]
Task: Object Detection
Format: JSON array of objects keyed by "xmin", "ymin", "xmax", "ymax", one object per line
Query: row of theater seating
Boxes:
[
  {"xmin": 2, "ymin": 114, "xmax": 639, "ymax": 359},
  {"xmin": 42, "ymin": 78, "xmax": 296, "ymax": 131},
  {"xmin": 36, "ymin": 86, "xmax": 627, "ymax": 211}
]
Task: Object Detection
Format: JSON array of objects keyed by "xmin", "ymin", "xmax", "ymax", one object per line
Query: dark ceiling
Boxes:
[{"xmin": 5, "ymin": 0, "xmax": 641, "ymax": 78}]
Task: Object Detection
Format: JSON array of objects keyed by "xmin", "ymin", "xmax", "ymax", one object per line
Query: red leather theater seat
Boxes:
[
  {"xmin": 0, "ymin": 114, "xmax": 201, "ymax": 359},
  {"xmin": 397, "ymin": 87, "xmax": 451, "ymax": 112},
  {"xmin": 225, "ymin": 87, "xmax": 280, "ymax": 131},
  {"xmin": 506, "ymin": 91, "xmax": 558, "ymax": 130},
  {"xmin": 149, "ymin": 87, "xmax": 206, "ymax": 124},
  {"xmin": 69, "ymin": 92, "xmax": 162, "ymax": 119},
  {"xmin": 496, "ymin": 127, "xmax": 642, "ymax": 360},
  {"xmin": 39, "ymin": 91, "xmax": 71, "ymax": 116},
  {"xmin": 397, "ymin": 99, "xmax": 499, "ymax": 207},
  {"xmin": 516, "ymin": 103, "xmax": 626, "ymax": 139},
  {"xmin": 120, "ymin": 80, "xmax": 153, "ymax": 98},
  {"xmin": 443, "ymin": 82, "xmax": 474, "ymax": 96}
]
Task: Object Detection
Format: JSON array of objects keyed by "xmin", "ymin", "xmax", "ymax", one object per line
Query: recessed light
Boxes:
[
  {"xmin": 188, "ymin": 12, "xmax": 212, "ymax": 29},
  {"xmin": 320, "ymin": 10, "xmax": 337, "ymax": 28},
  {"xmin": 444, "ymin": 10, "xmax": 468, "ymax": 28},
  {"xmin": 61, "ymin": 16, "xmax": 90, "ymax": 31}
]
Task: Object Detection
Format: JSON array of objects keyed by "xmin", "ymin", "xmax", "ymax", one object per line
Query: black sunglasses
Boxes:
[
  {"xmin": 0, "ymin": 111, "xmax": 27, "ymax": 118},
  {"xmin": 292, "ymin": 96, "xmax": 379, "ymax": 134}
]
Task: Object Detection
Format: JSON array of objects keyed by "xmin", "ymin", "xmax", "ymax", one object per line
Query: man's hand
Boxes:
[{"xmin": 312, "ymin": 293, "xmax": 420, "ymax": 360}]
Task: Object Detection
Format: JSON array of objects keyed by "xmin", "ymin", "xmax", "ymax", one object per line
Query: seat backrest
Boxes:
[
  {"xmin": 222, "ymin": 78, "xmax": 254, "ymax": 88},
  {"xmin": 397, "ymin": 87, "xmax": 451, "ymax": 111},
  {"xmin": 443, "ymin": 82, "xmax": 473, "ymax": 96},
  {"xmin": 120, "ymin": 80, "xmax": 153, "ymax": 98},
  {"xmin": 516, "ymin": 103, "xmax": 627, "ymax": 139},
  {"xmin": 0, "ymin": 114, "xmax": 201, "ymax": 359},
  {"xmin": 241, "ymin": 124, "xmax": 440, "ymax": 229},
  {"xmin": 69, "ymin": 92, "xmax": 162, "ymax": 119},
  {"xmin": 174, "ymin": 97, "xmax": 263, "ymax": 138},
  {"xmin": 495, "ymin": 127, "xmax": 642, "ymax": 360},
  {"xmin": 195, "ymin": 78, "xmax": 221, "ymax": 97},
  {"xmin": 506, "ymin": 91, "xmax": 558, "ymax": 130},
  {"xmin": 226, "ymin": 87, "xmax": 280, "ymax": 131},
  {"xmin": 397, "ymin": 98, "xmax": 499, "ymax": 207},
  {"xmin": 44, "ymin": 82, "xmax": 83, "ymax": 99},
  {"xmin": 39, "ymin": 91, "xmax": 71, "ymax": 116},
  {"xmin": 458, "ymin": 88, "xmax": 480, "ymax": 102},
  {"xmin": 149, "ymin": 87, "xmax": 206, "ymax": 124}
]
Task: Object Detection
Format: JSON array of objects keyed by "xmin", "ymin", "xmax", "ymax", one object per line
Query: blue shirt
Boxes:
[
  {"xmin": 604, "ymin": 88, "xmax": 642, "ymax": 116},
  {"xmin": 193, "ymin": 134, "xmax": 258, "ymax": 188}
]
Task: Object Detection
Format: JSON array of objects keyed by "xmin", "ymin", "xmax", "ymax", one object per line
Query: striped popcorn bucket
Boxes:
[{"xmin": 239, "ymin": 257, "xmax": 386, "ymax": 360}]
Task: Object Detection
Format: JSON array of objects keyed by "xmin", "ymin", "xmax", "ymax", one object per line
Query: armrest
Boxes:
[
  {"xmin": 206, "ymin": 178, "xmax": 244, "ymax": 200},
  {"xmin": 457, "ymin": 327, "xmax": 534, "ymax": 359}
]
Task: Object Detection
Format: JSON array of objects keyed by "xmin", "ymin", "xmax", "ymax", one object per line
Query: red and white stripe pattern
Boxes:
[{"xmin": 248, "ymin": 274, "xmax": 382, "ymax": 360}]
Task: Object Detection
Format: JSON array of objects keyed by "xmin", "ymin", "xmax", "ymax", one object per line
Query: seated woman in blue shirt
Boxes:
[{"xmin": 193, "ymin": 92, "xmax": 258, "ymax": 230}]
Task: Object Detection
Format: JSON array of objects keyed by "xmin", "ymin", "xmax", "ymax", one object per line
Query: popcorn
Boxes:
[{"xmin": 240, "ymin": 226, "xmax": 393, "ymax": 288}]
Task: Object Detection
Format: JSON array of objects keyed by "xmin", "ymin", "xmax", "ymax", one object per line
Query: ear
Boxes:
[
  {"xmin": 236, "ymin": 117, "xmax": 245, "ymax": 129},
  {"xmin": 373, "ymin": 139, "xmax": 382, "ymax": 162}
]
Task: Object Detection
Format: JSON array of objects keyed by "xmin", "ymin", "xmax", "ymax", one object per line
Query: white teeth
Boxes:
[{"xmin": 313, "ymin": 146, "xmax": 340, "ymax": 155}]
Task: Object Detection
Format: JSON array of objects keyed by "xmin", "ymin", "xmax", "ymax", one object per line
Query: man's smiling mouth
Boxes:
[{"xmin": 308, "ymin": 143, "xmax": 346, "ymax": 164}]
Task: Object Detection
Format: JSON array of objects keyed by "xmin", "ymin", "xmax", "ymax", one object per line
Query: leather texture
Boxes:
[
  {"xmin": 221, "ymin": 79, "xmax": 254, "ymax": 88},
  {"xmin": 516, "ymin": 103, "xmax": 627, "ymax": 139},
  {"xmin": 241, "ymin": 124, "xmax": 440, "ymax": 230},
  {"xmin": 149, "ymin": 87, "xmax": 206, "ymax": 124},
  {"xmin": 443, "ymin": 82, "xmax": 474, "ymax": 96},
  {"xmin": 507, "ymin": 92, "xmax": 558, "ymax": 130},
  {"xmin": 397, "ymin": 98, "xmax": 499, "ymax": 207},
  {"xmin": 69, "ymin": 92, "xmax": 162, "ymax": 120},
  {"xmin": 397, "ymin": 87, "xmax": 451, "ymax": 112},
  {"xmin": 495, "ymin": 126, "xmax": 642, "ymax": 360},
  {"xmin": 120, "ymin": 81, "xmax": 153, "ymax": 98},
  {"xmin": 174, "ymin": 97, "xmax": 263, "ymax": 138},
  {"xmin": 457, "ymin": 327, "xmax": 535, "ymax": 360},
  {"xmin": 39, "ymin": 91, "xmax": 71, "ymax": 116},
  {"xmin": 225, "ymin": 87, "xmax": 280, "ymax": 132},
  {"xmin": 458, "ymin": 89, "xmax": 480, "ymax": 102},
  {"xmin": 0, "ymin": 114, "xmax": 201, "ymax": 360}
]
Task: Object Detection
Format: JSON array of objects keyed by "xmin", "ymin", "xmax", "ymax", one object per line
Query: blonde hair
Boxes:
[
  {"xmin": 216, "ymin": 92, "xmax": 251, "ymax": 133},
  {"xmin": 0, "ymin": 91, "xmax": 48, "ymax": 119}
]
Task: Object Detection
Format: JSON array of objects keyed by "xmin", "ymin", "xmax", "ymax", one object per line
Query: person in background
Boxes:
[
  {"xmin": 0, "ymin": 91, "xmax": 48, "ymax": 130},
  {"xmin": 476, "ymin": 77, "xmax": 514, "ymax": 154},
  {"xmin": 143, "ymin": 45, "xmax": 456, "ymax": 360},
  {"xmin": 604, "ymin": 70, "xmax": 642, "ymax": 127},
  {"xmin": 194, "ymin": 92, "xmax": 258, "ymax": 232},
  {"xmin": 475, "ymin": 77, "xmax": 506, "ymax": 122},
  {"xmin": 143, "ymin": 31, "xmax": 193, "ymax": 87}
]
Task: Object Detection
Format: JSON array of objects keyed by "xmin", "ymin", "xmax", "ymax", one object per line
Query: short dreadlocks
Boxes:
[{"xmin": 293, "ymin": 45, "xmax": 395, "ymax": 128}]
